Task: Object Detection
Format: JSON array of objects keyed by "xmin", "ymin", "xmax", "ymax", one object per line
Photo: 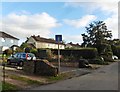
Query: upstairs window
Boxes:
[
  {"xmin": 2, "ymin": 38, "xmax": 5, "ymax": 42},
  {"xmin": 11, "ymin": 39, "xmax": 14, "ymax": 43}
]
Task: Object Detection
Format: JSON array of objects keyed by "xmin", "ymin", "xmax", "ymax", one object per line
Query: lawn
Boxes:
[{"xmin": 2, "ymin": 82, "xmax": 18, "ymax": 91}]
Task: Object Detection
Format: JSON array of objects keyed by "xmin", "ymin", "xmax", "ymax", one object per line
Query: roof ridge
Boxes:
[
  {"xmin": 31, "ymin": 35, "xmax": 64, "ymax": 45},
  {"xmin": 0, "ymin": 31, "xmax": 19, "ymax": 40}
]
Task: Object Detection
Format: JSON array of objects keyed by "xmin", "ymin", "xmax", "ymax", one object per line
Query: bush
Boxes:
[
  {"xmin": 102, "ymin": 56, "xmax": 115, "ymax": 62},
  {"xmin": 3, "ymin": 49, "xmax": 12, "ymax": 56},
  {"xmin": 95, "ymin": 44, "xmax": 113, "ymax": 57},
  {"xmin": 88, "ymin": 59, "xmax": 107, "ymax": 65},
  {"xmin": 15, "ymin": 47, "xmax": 23, "ymax": 53},
  {"xmin": 51, "ymin": 48, "xmax": 98, "ymax": 59},
  {"xmin": 30, "ymin": 49, "xmax": 37, "ymax": 55},
  {"xmin": 36, "ymin": 49, "xmax": 48, "ymax": 59},
  {"xmin": 112, "ymin": 46, "xmax": 120, "ymax": 59}
]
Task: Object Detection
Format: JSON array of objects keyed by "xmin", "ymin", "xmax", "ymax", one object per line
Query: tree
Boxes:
[
  {"xmin": 81, "ymin": 21, "xmax": 112, "ymax": 47},
  {"xmin": 20, "ymin": 42, "xmax": 29, "ymax": 50},
  {"xmin": 81, "ymin": 21, "xmax": 113, "ymax": 56}
]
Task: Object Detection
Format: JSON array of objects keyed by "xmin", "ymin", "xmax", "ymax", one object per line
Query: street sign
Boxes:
[
  {"xmin": 55, "ymin": 35, "xmax": 62, "ymax": 42},
  {"xmin": 55, "ymin": 35, "xmax": 62, "ymax": 74}
]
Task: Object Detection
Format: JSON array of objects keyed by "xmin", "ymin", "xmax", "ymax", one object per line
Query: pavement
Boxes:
[{"xmin": 30, "ymin": 61, "xmax": 118, "ymax": 90}]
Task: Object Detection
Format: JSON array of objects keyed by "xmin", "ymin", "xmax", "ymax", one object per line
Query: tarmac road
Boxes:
[{"xmin": 31, "ymin": 62, "xmax": 119, "ymax": 90}]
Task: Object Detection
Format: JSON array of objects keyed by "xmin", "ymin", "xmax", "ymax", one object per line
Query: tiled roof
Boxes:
[
  {"xmin": 0, "ymin": 31, "xmax": 19, "ymax": 40},
  {"xmin": 68, "ymin": 42, "xmax": 81, "ymax": 47},
  {"xmin": 31, "ymin": 35, "xmax": 64, "ymax": 45}
]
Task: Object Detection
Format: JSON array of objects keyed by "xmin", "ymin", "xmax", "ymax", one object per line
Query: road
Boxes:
[{"xmin": 31, "ymin": 62, "xmax": 118, "ymax": 90}]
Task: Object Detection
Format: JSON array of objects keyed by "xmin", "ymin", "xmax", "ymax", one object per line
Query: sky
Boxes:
[{"xmin": 1, "ymin": 0, "xmax": 119, "ymax": 45}]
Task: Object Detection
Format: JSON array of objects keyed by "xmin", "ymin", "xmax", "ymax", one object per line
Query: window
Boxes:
[
  {"xmin": 2, "ymin": 38, "xmax": 5, "ymax": 42},
  {"xmin": 11, "ymin": 39, "xmax": 14, "ymax": 43}
]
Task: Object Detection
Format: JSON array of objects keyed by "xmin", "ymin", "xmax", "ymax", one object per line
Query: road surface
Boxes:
[{"xmin": 30, "ymin": 62, "xmax": 118, "ymax": 90}]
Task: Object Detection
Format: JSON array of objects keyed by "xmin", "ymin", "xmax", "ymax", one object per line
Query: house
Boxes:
[
  {"xmin": 26, "ymin": 35, "xmax": 65, "ymax": 49},
  {"xmin": 0, "ymin": 31, "xmax": 19, "ymax": 51},
  {"xmin": 66, "ymin": 42, "xmax": 81, "ymax": 49}
]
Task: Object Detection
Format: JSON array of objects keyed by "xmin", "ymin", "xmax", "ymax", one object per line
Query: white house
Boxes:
[
  {"xmin": 66, "ymin": 42, "xmax": 81, "ymax": 49},
  {"xmin": 0, "ymin": 31, "xmax": 19, "ymax": 51},
  {"xmin": 26, "ymin": 35, "xmax": 65, "ymax": 49}
]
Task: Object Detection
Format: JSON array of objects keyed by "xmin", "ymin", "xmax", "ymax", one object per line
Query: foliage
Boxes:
[
  {"xmin": 102, "ymin": 55, "xmax": 115, "ymax": 62},
  {"xmin": 3, "ymin": 49, "xmax": 12, "ymax": 56},
  {"xmin": 9, "ymin": 75, "xmax": 42, "ymax": 85},
  {"xmin": 96, "ymin": 43, "xmax": 113, "ymax": 57},
  {"xmin": 2, "ymin": 82, "xmax": 18, "ymax": 91},
  {"xmin": 15, "ymin": 47, "xmax": 23, "ymax": 53},
  {"xmin": 112, "ymin": 46, "xmax": 120, "ymax": 59},
  {"xmin": 88, "ymin": 58, "xmax": 108, "ymax": 65},
  {"xmin": 81, "ymin": 21, "xmax": 112, "ymax": 47},
  {"xmin": 51, "ymin": 48, "xmax": 98, "ymax": 59},
  {"xmin": 30, "ymin": 48, "xmax": 37, "ymax": 55},
  {"xmin": 20, "ymin": 42, "xmax": 29, "ymax": 50}
]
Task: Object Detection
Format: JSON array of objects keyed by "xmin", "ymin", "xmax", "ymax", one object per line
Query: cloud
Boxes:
[
  {"xmin": 98, "ymin": 2, "xmax": 118, "ymax": 38},
  {"xmin": 65, "ymin": 2, "xmax": 118, "ymax": 39},
  {"xmin": 2, "ymin": 12, "xmax": 61, "ymax": 39},
  {"xmin": 64, "ymin": 35, "xmax": 83, "ymax": 44},
  {"xmin": 65, "ymin": 2, "xmax": 118, "ymax": 14},
  {"xmin": 105, "ymin": 14, "xmax": 118, "ymax": 39},
  {"xmin": 64, "ymin": 15, "xmax": 97, "ymax": 28}
]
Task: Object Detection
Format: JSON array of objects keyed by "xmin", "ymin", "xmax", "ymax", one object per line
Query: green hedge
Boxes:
[
  {"xmin": 51, "ymin": 48, "xmax": 98, "ymax": 59},
  {"xmin": 112, "ymin": 46, "xmax": 120, "ymax": 59}
]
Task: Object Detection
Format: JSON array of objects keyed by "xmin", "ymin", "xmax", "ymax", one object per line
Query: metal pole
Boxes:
[
  {"xmin": 58, "ymin": 41, "xmax": 60, "ymax": 74},
  {"xmin": 2, "ymin": 54, "xmax": 5, "ymax": 89}
]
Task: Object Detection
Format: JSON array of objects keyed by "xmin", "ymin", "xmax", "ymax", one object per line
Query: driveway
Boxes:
[{"xmin": 30, "ymin": 62, "xmax": 118, "ymax": 90}]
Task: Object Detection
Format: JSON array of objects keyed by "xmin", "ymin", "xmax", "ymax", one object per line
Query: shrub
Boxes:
[
  {"xmin": 3, "ymin": 49, "xmax": 12, "ymax": 56},
  {"xmin": 88, "ymin": 59, "xmax": 107, "ymax": 65},
  {"xmin": 15, "ymin": 47, "xmax": 23, "ymax": 53},
  {"xmin": 95, "ymin": 44, "xmax": 113, "ymax": 57},
  {"xmin": 36, "ymin": 49, "xmax": 48, "ymax": 59},
  {"xmin": 30, "ymin": 49, "xmax": 37, "ymax": 55},
  {"xmin": 102, "ymin": 56, "xmax": 115, "ymax": 62},
  {"xmin": 51, "ymin": 48, "xmax": 98, "ymax": 59},
  {"xmin": 112, "ymin": 46, "xmax": 120, "ymax": 59}
]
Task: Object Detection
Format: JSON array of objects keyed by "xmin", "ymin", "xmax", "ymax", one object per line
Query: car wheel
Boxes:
[{"xmin": 7, "ymin": 60, "xmax": 11, "ymax": 65}]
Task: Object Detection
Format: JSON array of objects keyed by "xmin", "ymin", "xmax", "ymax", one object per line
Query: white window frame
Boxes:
[{"xmin": 2, "ymin": 38, "xmax": 5, "ymax": 42}]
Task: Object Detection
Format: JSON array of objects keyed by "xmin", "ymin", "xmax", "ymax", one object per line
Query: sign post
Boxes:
[
  {"xmin": 55, "ymin": 35, "xmax": 62, "ymax": 74},
  {"xmin": 2, "ymin": 53, "xmax": 6, "ymax": 90}
]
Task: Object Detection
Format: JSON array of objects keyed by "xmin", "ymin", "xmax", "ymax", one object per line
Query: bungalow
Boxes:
[
  {"xmin": 66, "ymin": 42, "xmax": 81, "ymax": 49},
  {"xmin": 26, "ymin": 35, "xmax": 65, "ymax": 49},
  {"xmin": 0, "ymin": 31, "xmax": 19, "ymax": 51}
]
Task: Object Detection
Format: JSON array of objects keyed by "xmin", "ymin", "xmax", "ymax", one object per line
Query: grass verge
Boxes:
[
  {"xmin": 2, "ymin": 82, "xmax": 18, "ymax": 91},
  {"xmin": 7, "ymin": 74, "xmax": 43, "ymax": 85},
  {"xmin": 47, "ymin": 72, "xmax": 74, "ymax": 82}
]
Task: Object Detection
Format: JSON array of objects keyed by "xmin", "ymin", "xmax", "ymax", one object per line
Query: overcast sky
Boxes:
[{"xmin": 1, "ymin": 0, "xmax": 119, "ymax": 45}]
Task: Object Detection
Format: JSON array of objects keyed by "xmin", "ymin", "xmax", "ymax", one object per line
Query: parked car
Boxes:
[
  {"xmin": 112, "ymin": 55, "xmax": 118, "ymax": 60},
  {"xmin": 7, "ymin": 52, "xmax": 36, "ymax": 66}
]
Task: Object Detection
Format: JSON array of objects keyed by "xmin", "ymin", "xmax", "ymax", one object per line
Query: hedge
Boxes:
[
  {"xmin": 51, "ymin": 48, "xmax": 98, "ymax": 59},
  {"xmin": 112, "ymin": 46, "xmax": 120, "ymax": 59}
]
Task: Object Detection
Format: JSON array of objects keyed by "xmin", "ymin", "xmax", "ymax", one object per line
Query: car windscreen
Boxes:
[{"xmin": 21, "ymin": 53, "xmax": 26, "ymax": 58}]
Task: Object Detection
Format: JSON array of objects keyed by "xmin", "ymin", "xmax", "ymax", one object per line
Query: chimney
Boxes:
[
  {"xmin": 70, "ymin": 42, "xmax": 72, "ymax": 44},
  {"xmin": 38, "ymin": 35, "xmax": 40, "ymax": 37}
]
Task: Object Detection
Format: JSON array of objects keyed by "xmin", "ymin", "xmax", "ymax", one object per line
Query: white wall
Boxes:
[
  {"xmin": 26, "ymin": 37, "xmax": 36, "ymax": 47},
  {"xmin": 27, "ymin": 37, "xmax": 65, "ymax": 49},
  {"xmin": 36, "ymin": 42, "xmax": 65, "ymax": 49},
  {"xmin": 0, "ymin": 37, "xmax": 18, "ymax": 51}
]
